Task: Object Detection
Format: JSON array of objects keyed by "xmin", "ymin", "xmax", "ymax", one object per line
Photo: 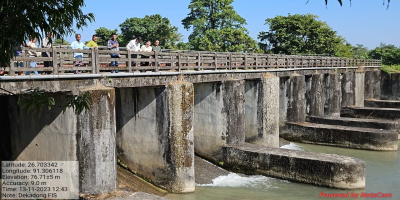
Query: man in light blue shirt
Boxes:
[{"xmin": 70, "ymin": 34, "xmax": 88, "ymax": 73}]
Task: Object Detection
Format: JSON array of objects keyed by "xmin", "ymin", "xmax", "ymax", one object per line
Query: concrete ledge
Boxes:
[
  {"xmin": 281, "ymin": 122, "xmax": 398, "ymax": 151},
  {"xmin": 341, "ymin": 106, "xmax": 400, "ymax": 120},
  {"xmin": 222, "ymin": 143, "xmax": 365, "ymax": 189},
  {"xmin": 307, "ymin": 116, "xmax": 399, "ymax": 131},
  {"xmin": 365, "ymin": 99, "xmax": 400, "ymax": 108}
]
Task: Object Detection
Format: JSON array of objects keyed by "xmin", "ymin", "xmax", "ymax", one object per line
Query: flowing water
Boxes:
[{"xmin": 166, "ymin": 141, "xmax": 400, "ymax": 200}]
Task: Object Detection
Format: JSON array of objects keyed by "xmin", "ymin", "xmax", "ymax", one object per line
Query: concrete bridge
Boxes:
[{"xmin": 1, "ymin": 48, "xmax": 396, "ymax": 195}]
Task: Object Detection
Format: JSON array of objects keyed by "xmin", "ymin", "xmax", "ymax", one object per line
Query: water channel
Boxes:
[{"xmin": 167, "ymin": 141, "xmax": 400, "ymax": 200}]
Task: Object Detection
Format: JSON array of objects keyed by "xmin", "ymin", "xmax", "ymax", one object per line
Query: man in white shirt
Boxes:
[
  {"xmin": 140, "ymin": 41, "xmax": 152, "ymax": 66},
  {"xmin": 126, "ymin": 36, "xmax": 142, "ymax": 66}
]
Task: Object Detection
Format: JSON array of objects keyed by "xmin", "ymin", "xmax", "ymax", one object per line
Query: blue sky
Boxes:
[{"xmin": 68, "ymin": 0, "xmax": 399, "ymax": 49}]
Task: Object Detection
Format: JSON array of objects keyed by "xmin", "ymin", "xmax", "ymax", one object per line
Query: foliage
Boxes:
[
  {"xmin": 120, "ymin": 14, "xmax": 182, "ymax": 49},
  {"xmin": 381, "ymin": 65, "xmax": 400, "ymax": 74},
  {"xmin": 182, "ymin": 0, "xmax": 260, "ymax": 52},
  {"xmin": 258, "ymin": 14, "xmax": 342, "ymax": 55},
  {"xmin": 94, "ymin": 27, "xmax": 123, "ymax": 46},
  {"xmin": 351, "ymin": 44, "xmax": 370, "ymax": 59},
  {"xmin": 53, "ymin": 38, "xmax": 70, "ymax": 45},
  {"xmin": 369, "ymin": 44, "xmax": 400, "ymax": 65},
  {"xmin": 0, "ymin": 0, "xmax": 94, "ymax": 66},
  {"xmin": 63, "ymin": 91, "xmax": 92, "ymax": 115},
  {"xmin": 175, "ymin": 42, "xmax": 192, "ymax": 50},
  {"xmin": 17, "ymin": 89, "xmax": 55, "ymax": 113},
  {"xmin": 334, "ymin": 39, "xmax": 353, "ymax": 58}
]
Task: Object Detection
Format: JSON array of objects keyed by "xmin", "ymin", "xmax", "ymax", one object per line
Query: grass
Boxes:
[{"xmin": 381, "ymin": 65, "xmax": 400, "ymax": 74}]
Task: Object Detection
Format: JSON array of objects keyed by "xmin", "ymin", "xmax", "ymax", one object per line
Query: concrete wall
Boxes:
[
  {"xmin": 381, "ymin": 72, "xmax": 400, "ymax": 100},
  {"xmin": 365, "ymin": 70, "xmax": 381, "ymax": 100},
  {"xmin": 244, "ymin": 80, "xmax": 261, "ymax": 142},
  {"xmin": 116, "ymin": 82, "xmax": 195, "ymax": 193},
  {"xmin": 324, "ymin": 73, "xmax": 341, "ymax": 117},
  {"xmin": 342, "ymin": 72, "xmax": 355, "ymax": 107}
]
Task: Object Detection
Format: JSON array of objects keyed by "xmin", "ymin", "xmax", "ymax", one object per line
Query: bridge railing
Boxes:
[{"xmin": 1, "ymin": 47, "xmax": 382, "ymax": 75}]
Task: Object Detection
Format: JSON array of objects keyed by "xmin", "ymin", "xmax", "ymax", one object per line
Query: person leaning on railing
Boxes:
[
  {"xmin": 42, "ymin": 33, "xmax": 53, "ymax": 74},
  {"xmin": 126, "ymin": 36, "xmax": 142, "ymax": 66},
  {"xmin": 70, "ymin": 34, "xmax": 89, "ymax": 74},
  {"xmin": 108, "ymin": 33, "xmax": 120, "ymax": 73},
  {"xmin": 26, "ymin": 37, "xmax": 41, "ymax": 76},
  {"xmin": 140, "ymin": 41, "xmax": 152, "ymax": 66},
  {"xmin": 86, "ymin": 35, "xmax": 98, "ymax": 48}
]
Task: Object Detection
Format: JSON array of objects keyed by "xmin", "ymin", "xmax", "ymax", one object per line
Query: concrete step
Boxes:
[
  {"xmin": 307, "ymin": 116, "xmax": 399, "ymax": 131},
  {"xmin": 341, "ymin": 106, "xmax": 400, "ymax": 120},
  {"xmin": 365, "ymin": 99, "xmax": 400, "ymax": 108},
  {"xmin": 281, "ymin": 122, "xmax": 398, "ymax": 151}
]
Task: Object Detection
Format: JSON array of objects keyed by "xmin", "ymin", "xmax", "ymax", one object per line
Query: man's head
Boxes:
[
  {"xmin": 47, "ymin": 32, "xmax": 54, "ymax": 39},
  {"xmin": 30, "ymin": 37, "xmax": 37, "ymax": 43},
  {"xmin": 136, "ymin": 36, "xmax": 142, "ymax": 43},
  {"xmin": 75, "ymin": 34, "xmax": 81, "ymax": 42},
  {"xmin": 92, "ymin": 35, "xmax": 98, "ymax": 42},
  {"xmin": 111, "ymin": 33, "xmax": 117, "ymax": 41},
  {"xmin": 155, "ymin": 40, "xmax": 159, "ymax": 46}
]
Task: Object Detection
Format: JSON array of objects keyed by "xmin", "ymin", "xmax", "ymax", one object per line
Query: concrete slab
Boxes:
[
  {"xmin": 365, "ymin": 99, "xmax": 400, "ymax": 108},
  {"xmin": 307, "ymin": 116, "xmax": 400, "ymax": 131},
  {"xmin": 223, "ymin": 143, "xmax": 366, "ymax": 189},
  {"xmin": 281, "ymin": 122, "xmax": 398, "ymax": 151},
  {"xmin": 341, "ymin": 106, "xmax": 400, "ymax": 120}
]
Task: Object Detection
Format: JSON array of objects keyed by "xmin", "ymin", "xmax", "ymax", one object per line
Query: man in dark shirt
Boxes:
[{"xmin": 108, "ymin": 33, "xmax": 120, "ymax": 73}]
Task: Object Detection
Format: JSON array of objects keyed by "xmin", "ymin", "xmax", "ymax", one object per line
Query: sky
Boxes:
[{"xmin": 67, "ymin": 0, "xmax": 400, "ymax": 50}]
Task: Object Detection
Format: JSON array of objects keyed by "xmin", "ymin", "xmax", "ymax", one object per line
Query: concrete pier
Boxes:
[
  {"xmin": 342, "ymin": 72, "xmax": 355, "ymax": 107},
  {"xmin": 364, "ymin": 70, "xmax": 381, "ymax": 100},
  {"xmin": 77, "ymin": 87, "xmax": 117, "ymax": 194},
  {"xmin": 287, "ymin": 74, "xmax": 306, "ymax": 123},
  {"xmin": 309, "ymin": 74, "xmax": 325, "ymax": 117},
  {"xmin": 341, "ymin": 107, "xmax": 400, "ymax": 120},
  {"xmin": 355, "ymin": 70, "xmax": 365, "ymax": 107},
  {"xmin": 324, "ymin": 73, "xmax": 341, "ymax": 117},
  {"xmin": 116, "ymin": 82, "xmax": 195, "ymax": 193},
  {"xmin": 223, "ymin": 143, "xmax": 366, "ymax": 189}
]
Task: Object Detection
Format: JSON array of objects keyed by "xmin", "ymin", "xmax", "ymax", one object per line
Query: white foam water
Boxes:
[
  {"xmin": 280, "ymin": 142, "xmax": 303, "ymax": 150},
  {"xmin": 197, "ymin": 173, "xmax": 273, "ymax": 188}
]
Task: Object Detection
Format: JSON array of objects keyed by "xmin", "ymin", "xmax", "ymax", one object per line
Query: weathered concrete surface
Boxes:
[
  {"xmin": 341, "ymin": 107, "xmax": 400, "ymax": 120},
  {"xmin": 309, "ymin": 74, "xmax": 325, "ymax": 117},
  {"xmin": 287, "ymin": 74, "xmax": 306, "ymax": 123},
  {"xmin": 381, "ymin": 72, "xmax": 400, "ymax": 100},
  {"xmin": 282, "ymin": 122, "xmax": 398, "ymax": 151},
  {"xmin": 116, "ymin": 82, "xmax": 195, "ymax": 193},
  {"xmin": 224, "ymin": 79, "xmax": 246, "ymax": 145},
  {"xmin": 355, "ymin": 71, "xmax": 365, "ymax": 107},
  {"xmin": 308, "ymin": 116, "xmax": 400, "ymax": 131},
  {"xmin": 341, "ymin": 72, "xmax": 355, "ymax": 107},
  {"xmin": 365, "ymin": 99, "xmax": 400, "ymax": 108},
  {"xmin": 244, "ymin": 80, "xmax": 260, "ymax": 142},
  {"xmin": 194, "ymin": 156, "xmax": 229, "ymax": 185},
  {"xmin": 222, "ymin": 143, "xmax": 366, "ymax": 189},
  {"xmin": 279, "ymin": 77, "xmax": 290, "ymax": 126},
  {"xmin": 77, "ymin": 87, "xmax": 117, "ymax": 194},
  {"xmin": 364, "ymin": 70, "xmax": 381, "ymax": 100},
  {"xmin": 324, "ymin": 73, "xmax": 341, "ymax": 117}
]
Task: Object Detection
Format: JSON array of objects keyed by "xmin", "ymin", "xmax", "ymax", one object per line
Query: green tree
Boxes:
[
  {"xmin": 351, "ymin": 44, "xmax": 370, "ymax": 59},
  {"xmin": 369, "ymin": 44, "xmax": 400, "ymax": 65},
  {"xmin": 182, "ymin": 0, "xmax": 260, "ymax": 53},
  {"xmin": 258, "ymin": 14, "xmax": 341, "ymax": 55},
  {"xmin": 0, "ymin": 0, "xmax": 94, "ymax": 66},
  {"xmin": 94, "ymin": 27, "xmax": 122, "ymax": 46},
  {"xmin": 120, "ymin": 14, "xmax": 182, "ymax": 49},
  {"xmin": 53, "ymin": 38, "xmax": 70, "ymax": 45}
]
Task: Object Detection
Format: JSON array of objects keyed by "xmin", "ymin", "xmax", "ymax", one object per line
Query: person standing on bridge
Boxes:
[
  {"xmin": 42, "ymin": 33, "xmax": 53, "ymax": 74},
  {"xmin": 70, "ymin": 34, "xmax": 89, "ymax": 74},
  {"xmin": 108, "ymin": 33, "xmax": 120, "ymax": 73},
  {"xmin": 26, "ymin": 37, "xmax": 40, "ymax": 76},
  {"xmin": 126, "ymin": 36, "xmax": 141, "ymax": 66},
  {"xmin": 86, "ymin": 35, "xmax": 98, "ymax": 48},
  {"xmin": 140, "ymin": 40, "xmax": 152, "ymax": 66}
]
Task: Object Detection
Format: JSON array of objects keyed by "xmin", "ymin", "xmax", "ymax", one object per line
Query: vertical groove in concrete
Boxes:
[
  {"xmin": 167, "ymin": 81, "xmax": 195, "ymax": 193},
  {"xmin": 288, "ymin": 74, "xmax": 306, "ymax": 123},
  {"xmin": 224, "ymin": 79, "xmax": 245, "ymax": 145},
  {"xmin": 309, "ymin": 74, "xmax": 325, "ymax": 117},
  {"xmin": 342, "ymin": 72, "xmax": 355, "ymax": 107},
  {"xmin": 77, "ymin": 87, "xmax": 117, "ymax": 194},
  {"xmin": 261, "ymin": 73, "xmax": 280, "ymax": 148},
  {"xmin": 355, "ymin": 71, "xmax": 365, "ymax": 107},
  {"xmin": 325, "ymin": 73, "xmax": 341, "ymax": 117}
]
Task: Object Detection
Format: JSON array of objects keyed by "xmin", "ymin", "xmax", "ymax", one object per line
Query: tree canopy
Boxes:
[
  {"xmin": 258, "ymin": 14, "xmax": 342, "ymax": 55},
  {"xmin": 119, "ymin": 14, "xmax": 182, "ymax": 49},
  {"xmin": 182, "ymin": 0, "xmax": 260, "ymax": 52},
  {"xmin": 0, "ymin": 0, "xmax": 94, "ymax": 66},
  {"xmin": 94, "ymin": 27, "xmax": 121, "ymax": 46},
  {"xmin": 369, "ymin": 44, "xmax": 400, "ymax": 66}
]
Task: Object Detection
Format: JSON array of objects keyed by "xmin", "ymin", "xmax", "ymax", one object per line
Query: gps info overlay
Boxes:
[{"xmin": 2, "ymin": 161, "xmax": 79, "ymax": 199}]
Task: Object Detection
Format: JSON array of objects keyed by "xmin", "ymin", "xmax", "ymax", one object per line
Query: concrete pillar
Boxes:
[
  {"xmin": 288, "ymin": 74, "xmax": 306, "ymax": 123},
  {"xmin": 116, "ymin": 82, "xmax": 195, "ymax": 193},
  {"xmin": 279, "ymin": 77, "xmax": 290, "ymax": 125},
  {"xmin": 166, "ymin": 81, "xmax": 195, "ymax": 193},
  {"xmin": 224, "ymin": 79, "xmax": 245, "ymax": 145},
  {"xmin": 260, "ymin": 74, "xmax": 280, "ymax": 148},
  {"xmin": 309, "ymin": 74, "xmax": 325, "ymax": 117},
  {"xmin": 342, "ymin": 72, "xmax": 355, "ymax": 107},
  {"xmin": 77, "ymin": 87, "xmax": 117, "ymax": 194},
  {"xmin": 355, "ymin": 70, "xmax": 365, "ymax": 107},
  {"xmin": 325, "ymin": 73, "xmax": 341, "ymax": 117},
  {"xmin": 365, "ymin": 70, "xmax": 381, "ymax": 100}
]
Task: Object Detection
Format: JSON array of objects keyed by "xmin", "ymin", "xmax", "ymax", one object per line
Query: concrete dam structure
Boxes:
[{"xmin": 1, "ymin": 49, "xmax": 398, "ymax": 195}]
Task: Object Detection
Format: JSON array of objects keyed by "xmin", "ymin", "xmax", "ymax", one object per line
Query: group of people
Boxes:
[{"xmin": 11, "ymin": 33, "xmax": 162, "ymax": 75}]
